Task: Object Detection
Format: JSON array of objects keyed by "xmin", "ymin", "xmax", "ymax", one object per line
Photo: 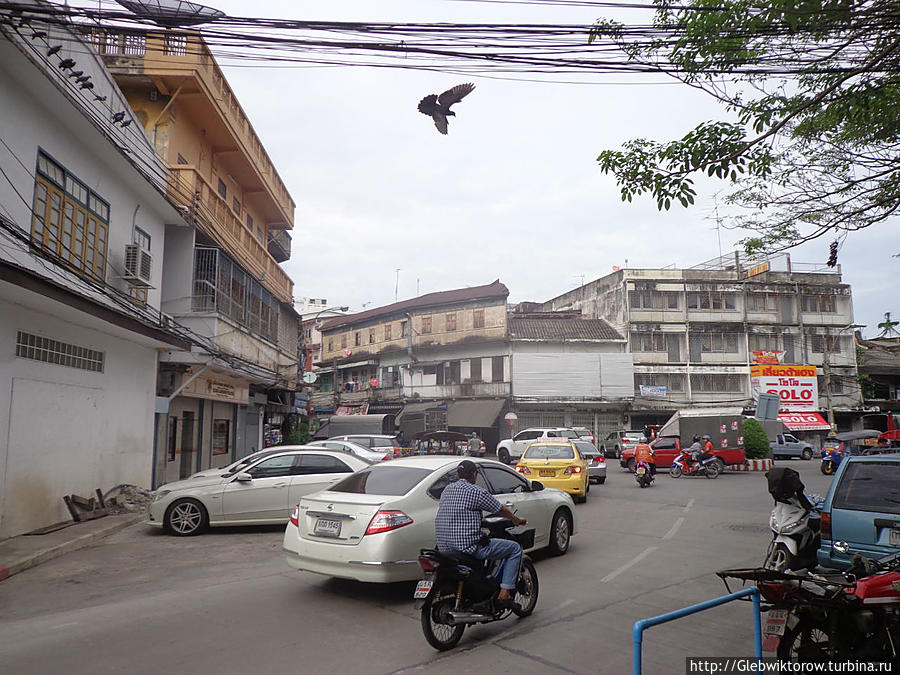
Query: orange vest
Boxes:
[{"xmin": 635, "ymin": 443, "xmax": 654, "ymax": 464}]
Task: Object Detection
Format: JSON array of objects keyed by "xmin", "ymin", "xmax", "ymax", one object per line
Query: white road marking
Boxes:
[
  {"xmin": 601, "ymin": 546, "xmax": 659, "ymax": 583},
  {"xmin": 684, "ymin": 498, "xmax": 695, "ymax": 513},
  {"xmin": 663, "ymin": 517, "xmax": 685, "ymax": 540}
]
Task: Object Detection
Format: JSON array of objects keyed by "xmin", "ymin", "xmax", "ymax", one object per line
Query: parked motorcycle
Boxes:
[
  {"xmin": 634, "ymin": 460, "xmax": 654, "ymax": 488},
  {"xmin": 719, "ymin": 544, "xmax": 900, "ymax": 666},
  {"xmin": 670, "ymin": 450, "xmax": 720, "ymax": 479},
  {"xmin": 414, "ymin": 516, "xmax": 539, "ymax": 651},
  {"xmin": 762, "ymin": 467, "xmax": 821, "ymax": 572}
]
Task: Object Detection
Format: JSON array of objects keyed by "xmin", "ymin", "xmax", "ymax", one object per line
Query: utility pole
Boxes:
[{"xmin": 823, "ymin": 338, "xmax": 835, "ymax": 432}]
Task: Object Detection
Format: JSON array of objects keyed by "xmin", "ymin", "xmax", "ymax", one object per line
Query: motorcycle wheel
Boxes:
[
  {"xmin": 512, "ymin": 558, "xmax": 539, "ymax": 617},
  {"xmin": 705, "ymin": 461, "xmax": 721, "ymax": 479},
  {"xmin": 821, "ymin": 462, "xmax": 835, "ymax": 475},
  {"xmin": 776, "ymin": 616, "xmax": 832, "ymax": 662},
  {"xmin": 421, "ymin": 588, "xmax": 465, "ymax": 651},
  {"xmin": 670, "ymin": 465, "xmax": 683, "ymax": 478}
]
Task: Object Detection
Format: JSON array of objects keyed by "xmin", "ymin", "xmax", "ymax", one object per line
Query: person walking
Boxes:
[{"xmin": 467, "ymin": 431, "xmax": 482, "ymax": 457}]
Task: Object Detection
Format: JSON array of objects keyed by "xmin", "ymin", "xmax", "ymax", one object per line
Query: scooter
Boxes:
[
  {"xmin": 762, "ymin": 466, "xmax": 821, "ymax": 572},
  {"xmin": 414, "ymin": 516, "xmax": 539, "ymax": 651},
  {"xmin": 670, "ymin": 450, "xmax": 720, "ymax": 479},
  {"xmin": 634, "ymin": 460, "xmax": 654, "ymax": 488}
]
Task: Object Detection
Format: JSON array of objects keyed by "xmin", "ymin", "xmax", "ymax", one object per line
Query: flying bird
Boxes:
[{"xmin": 417, "ymin": 83, "xmax": 475, "ymax": 135}]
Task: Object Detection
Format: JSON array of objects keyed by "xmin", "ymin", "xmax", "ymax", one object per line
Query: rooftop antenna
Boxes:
[{"xmin": 394, "ymin": 268, "xmax": 401, "ymax": 302}]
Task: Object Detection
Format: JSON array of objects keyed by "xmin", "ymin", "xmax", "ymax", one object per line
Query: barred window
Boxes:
[
  {"xmin": 810, "ymin": 335, "xmax": 843, "ymax": 354},
  {"xmin": 473, "ymin": 309, "xmax": 485, "ymax": 328},
  {"xmin": 32, "ymin": 151, "xmax": 109, "ymax": 282},
  {"xmin": 384, "ymin": 324, "xmax": 392, "ymax": 341},
  {"xmin": 635, "ymin": 373, "xmax": 685, "ymax": 393},
  {"xmin": 801, "ymin": 295, "xmax": 836, "ymax": 313},
  {"xmin": 446, "ymin": 313, "xmax": 457, "ymax": 331},
  {"xmin": 687, "ymin": 291, "xmax": 736, "ymax": 311},
  {"xmin": 746, "ymin": 293, "xmax": 779, "ymax": 312},
  {"xmin": 629, "ymin": 290, "xmax": 679, "ymax": 310},
  {"xmin": 421, "ymin": 316, "xmax": 432, "ymax": 334},
  {"xmin": 368, "ymin": 328, "xmax": 375, "ymax": 344},
  {"xmin": 749, "ymin": 334, "xmax": 779, "ymax": 351},
  {"xmin": 690, "ymin": 374, "xmax": 745, "ymax": 393},
  {"xmin": 16, "ymin": 331, "xmax": 104, "ymax": 372},
  {"xmin": 630, "ymin": 332, "xmax": 667, "ymax": 352},
  {"xmin": 690, "ymin": 332, "xmax": 739, "ymax": 353}
]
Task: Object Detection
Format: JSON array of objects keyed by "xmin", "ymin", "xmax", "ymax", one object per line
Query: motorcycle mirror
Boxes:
[{"xmin": 834, "ymin": 541, "xmax": 850, "ymax": 554}]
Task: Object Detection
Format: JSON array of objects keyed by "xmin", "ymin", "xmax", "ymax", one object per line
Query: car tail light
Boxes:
[
  {"xmin": 820, "ymin": 512, "xmax": 831, "ymax": 540},
  {"xmin": 365, "ymin": 510, "xmax": 413, "ymax": 536},
  {"xmin": 418, "ymin": 555, "xmax": 440, "ymax": 572},
  {"xmin": 564, "ymin": 465, "xmax": 583, "ymax": 475},
  {"xmin": 381, "ymin": 454, "xmax": 391, "ymax": 461},
  {"xmin": 289, "ymin": 504, "xmax": 300, "ymax": 528},
  {"xmin": 392, "ymin": 446, "xmax": 402, "ymax": 457},
  {"xmin": 515, "ymin": 465, "xmax": 531, "ymax": 475}
]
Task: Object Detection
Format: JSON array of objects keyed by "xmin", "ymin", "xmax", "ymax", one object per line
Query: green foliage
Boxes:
[
  {"xmin": 281, "ymin": 416, "xmax": 312, "ymax": 445},
  {"xmin": 594, "ymin": 0, "xmax": 900, "ymax": 252},
  {"xmin": 742, "ymin": 418, "xmax": 771, "ymax": 459}
]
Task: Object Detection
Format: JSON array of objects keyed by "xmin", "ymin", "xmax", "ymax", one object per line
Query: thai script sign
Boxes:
[{"xmin": 750, "ymin": 364, "xmax": 818, "ymax": 411}]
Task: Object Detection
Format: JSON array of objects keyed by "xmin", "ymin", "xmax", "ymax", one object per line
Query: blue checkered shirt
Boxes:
[{"xmin": 435, "ymin": 479, "xmax": 503, "ymax": 554}]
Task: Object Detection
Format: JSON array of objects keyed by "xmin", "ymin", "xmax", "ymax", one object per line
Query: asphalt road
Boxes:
[{"xmin": 0, "ymin": 459, "xmax": 834, "ymax": 675}]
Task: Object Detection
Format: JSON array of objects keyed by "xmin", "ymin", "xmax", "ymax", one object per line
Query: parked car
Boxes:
[
  {"xmin": 817, "ymin": 453, "xmax": 900, "ymax": 569},
  {"xmin": 328, "ymin": 434, "xmax": 404, "ymax": 457},
  {"xmin": 599, "ymin": 430, "xmax": 646, "ymax": 459},
  {"xmin": 189, "ymin": 447, "xmax": 285, "ymax": 479},
  {"xmin": 496, "ymin": 427, "xmax": 579, "ymax": 465},
  {"xmin": 620, "ymin": 435, "xmax": 746, "ymax": 471},
  {"xmin": 571, "ymin": 426, "xmax": 596, "ymax": 445},
  {"xmin": 308, "ymin": 439, "xmax": 390, "ymax": 463},
  {"xmin": 770, "ymin": 433, "xmax": 815, "ymax": 460},
  {"xmin": 514, "ymin": 440, "xmax": 590, "ymax": 503},
  {"xmin": 149, "ymin": 449, "xmax": 371, "ymax": 536},
  {"xmin": 575, "ymin": 439, "xmax": 606, "ymax": 484},
  {"xmin": 282, "ymin": 456, "xmax": 577, "ymax": 583}
]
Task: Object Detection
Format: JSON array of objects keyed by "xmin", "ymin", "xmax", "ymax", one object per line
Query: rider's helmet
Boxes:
[
  {"xmin": 702, "ymin": 435, "xmax": 711, "ymax": 441},
  {"xmin": 692, "ymin": 435, "xmax": 701, "ymax": 443}
]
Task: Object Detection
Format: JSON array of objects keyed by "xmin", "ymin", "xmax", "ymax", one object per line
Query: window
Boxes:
[
  {"xmin": 810, "ymin": 335, "xmax": 843, "ymax": 354},
  {"xmin": 256, "ymin": 227, "xmax": 263, "ymax": 242},
  {"xmin": 401, "ymin": 320, "xmax": 408, "ymax": 338},
  {"xmin": 369, "ymin": 328, "xmax": 375, "ymax": 344},
  {"xmin": 524, "ymin": 444, "xmax": 575, "ymax": 459},
  {"xmin": 421, "ymin": 316, "xmax": 432, "ymax": 334},
  {"xmin": 630, "ymin": 332, "xmax": 667, "ymax": 352},
  {"xmin": 690, "ymin": 332, "xmax": 740, "ymax": 353},
  {"xmin": 176, "ymin": 153, "xmax": 188, "ymax": 165},
  {"xmin": 514, "ymin": 430, "xmax": 540, "ymax": 442},
  {"xmin": 164, "ymin": 34, "xmax": 187, "ymax": 56},
  {"xmin": 129, "ymin": 227, "xmax": 151, "ymax": 306},
  {"xmin": 634, "ymin": 373, "xmax": 685, "ymax": 393},
  {"xmin": 629, "ymin": 290, "xmax": 680, "ymax": 310},
  {"xmin": 332, "ymin": 466, "xmax": 432, "ymax": 496},
  {"xmin": 212, "ymin": 419, "xmax": 230, "ymax": 455},
  {"xmin": 818, "ymin": 375, "xmax": 844, "ymax": 394},
  {"xmin": 470, "ymin": 358, "xmax": 482, "ymax": 382},
  {"xmin": 247, "ymin": 454, "xmax": 296, "ymax": 478},
  {"xmin": 232, "ymin": 197, "xmax": 241, "ymax": 215},
  {"xmin": 384, "ymin": 324, "xmax": 392, "ymax": 340},
  {"xmin": 492, "ymin": 355, "xmax": 504, "ymax": 382},
  {"xmin": 473, "ymin": 309, "xmax": 485, "ymax": 328},
  {"xmin": 446, "ymin": 313, "xmax": 457, "ymax": 331},
  {"xmin": 327, "ymin": 338, "xmax": 333, "ymax": 352},
  {"xmin": 747, "ymin": 293, "xmax": 779, "ymax": 312},
  {"xmin": 687, "ymin": 291, "xmax": 736, "ymax": 311},
  {"xmin": 833, "ymin": 462, "xmax": 900, "ymax": 515},
  {"xmin": 482, "ymin": 466, "xmax": 530, "ymax": 495},
  {"xmin": 801, "ymin": 294, "xmax": 836, "ymax": 313},
  {"xmin": 32, "ymin": 151, "xmax": 109, "ymax": 282},
  {"xmin": 246, "ymin": 214, "xmax": 253, "ymax": 230},
  {"xmin": 298, "ymin": 454, "xmax": 353, "ymax": 475},
  {"xmin": 340, "ymin": 334, "xmax": 347, "ymax": 349},
  {"xmin": 428, "ymin": 469, "xmax": 491, "ymax": 500},
  {"xmin": 690, "ymin": 374, "xmax": 745, "ymax": 393},
  {"xmin": 749, "ymin": 334, "xmax": 779, "ymax": 352},
  {"xmin": 217, "ymin": 178, "xmax": 227, "ymax": 200},
  {"xmin": 354, "ymin": 332, "xmax": 360, "ymax": 347},
  {"xmin": 15, "ymin": 331, "xmax": 104, "ymax": 372}
]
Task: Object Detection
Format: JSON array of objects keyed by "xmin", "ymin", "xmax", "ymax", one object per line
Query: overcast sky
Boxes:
[{"xmin": 206, "ymin": 0, "xmax": 896, "ymax": 338}]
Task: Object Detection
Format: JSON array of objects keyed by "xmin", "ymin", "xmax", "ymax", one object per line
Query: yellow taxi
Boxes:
[{"xmin": 515, "ymin": 440, "xmax": 589, "ymax": 503}]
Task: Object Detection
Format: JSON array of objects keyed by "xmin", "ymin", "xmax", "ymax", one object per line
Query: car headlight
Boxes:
[{"xmin": 152, "ymin": 490, "xmax": 171, "ymax": 502}]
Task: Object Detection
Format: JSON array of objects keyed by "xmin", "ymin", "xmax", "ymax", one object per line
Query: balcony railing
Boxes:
[
  {"xmin": 403, "ymin": 382, "xmax": 511, "ymax": 399},
  {"xmin": 167, "ymin": 165, "xmax": 292, "ymax": 303}
]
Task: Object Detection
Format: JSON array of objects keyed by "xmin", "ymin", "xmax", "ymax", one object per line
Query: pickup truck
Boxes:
[
  {"xmin": 620, "ymin": 435, "xmax": 747, "ymax": 471},
  {"xmin": 770, "ymin": 433, "xmax": 815, "ymax": 460}
]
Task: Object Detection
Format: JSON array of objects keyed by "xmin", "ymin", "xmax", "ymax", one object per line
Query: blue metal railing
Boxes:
[{"xmin": 633, "ymin": 586, "xmax": 762, "ymax": 674}]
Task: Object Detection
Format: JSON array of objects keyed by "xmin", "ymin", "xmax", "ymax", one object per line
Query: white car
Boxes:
[
  {"xmin": 149, "ymin": 449, "xmax": 371, "ymax": 535},
  {"xmin": 282, "ymin": 456, "xmax": 577, "ymax": 583},
  {"xmin": 307, "ymin": 439, "xmax": 391, "ymax": 463},
  {"xmin": 496, "ymin": 427, "xmax": 580, "ymax": 465},
  {"xmin": 189, "ymin": 446, "xmax": 298, "ymax": 479}
]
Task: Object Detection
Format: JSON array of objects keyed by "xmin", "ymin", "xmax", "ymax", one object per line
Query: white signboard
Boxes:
[
  {"xmin": 639, "ymin": 385, "xmax": 668, "ymax": 399},
  {"xmin": 750, "ymin": 365, "xmax": 819, "ymax": 412}
]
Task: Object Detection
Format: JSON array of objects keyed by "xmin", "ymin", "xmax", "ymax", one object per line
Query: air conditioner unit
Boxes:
[{"xmin": 123, "ymin": 243, "xmax": 152, "ymax": 287}]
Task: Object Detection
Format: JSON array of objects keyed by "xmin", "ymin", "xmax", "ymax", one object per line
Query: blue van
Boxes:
[{"xmin": 817, "ymin": 454, "xmax": 900, "ymax": 569}]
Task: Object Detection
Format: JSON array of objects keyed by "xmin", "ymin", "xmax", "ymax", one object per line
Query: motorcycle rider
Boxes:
[
  {"xmin": 687, "ymin": 434, "xmax": 703, "ymax": 471},
  {"xmin": 634, "ymin": 440, "xmax": 656, "ymax": 477},
  {"xmin": 435, "ymin": 460, "xmax": 527, "ymax": 606}
]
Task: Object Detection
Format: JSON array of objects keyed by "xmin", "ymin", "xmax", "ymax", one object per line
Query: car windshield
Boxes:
[
  {"xmin": 833, "ymin": 461, "xmax": 900, "ymax": 515},
  {"xmin": 329, "ymin": 466, "xmax": 432, "ymax": 496},
  {"xmin": 624, "ymin": 433, "xmax": 645, "ymax": 441},
  {"xmin": 524, "ymin": 444, "xmax": 575, "ymax": 460}
]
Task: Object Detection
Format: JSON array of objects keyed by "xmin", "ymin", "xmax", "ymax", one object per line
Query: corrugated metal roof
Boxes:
[
  {"xmin": 320, "ymin": 280, "xmax": 508, "ymax": 332},
  {"xmin": 508, "ymin": 317, "xmax": 624, "ymax": 341}
]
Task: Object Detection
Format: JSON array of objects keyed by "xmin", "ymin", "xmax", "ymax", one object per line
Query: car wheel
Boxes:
[
  {"xmin": 716, "ymin": 458, "xmax": 726, "ymax": 473},
  {"xmin": 615, "ymin": 445, "xmax": 621, "ymax": 459},
  {"xmin": 164, "ymin": 498, "xmax": 208, "ymax": 536},
  {"xmin": 421, "ymin": 588, "xmax": 466, "ymax": 651},
  {"xmin": 547, "ymin": 508, "xmax": 571, "ymax": 556},
  {"xmin": 498, "ymin": 448, "xmax": 510, "ymax": 465},
  {"xmin": 801, "ymin": 448, "xmax": 813, "ymax": 461},
  {"xmin": 597, "ymin": 476, "xmax": 606, "ymax": 485},
  {"xmin": 512, "ymin": 559, "xmax": 539, "ymax": 618},
  {"xmin": 625, "ymin": 458, "xmax": 634, "ymax": 472}
]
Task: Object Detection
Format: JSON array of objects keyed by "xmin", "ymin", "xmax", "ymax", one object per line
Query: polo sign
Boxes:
[{"xmin": 750, "ymin": 365, "xmax": 819, "ymax": 412}]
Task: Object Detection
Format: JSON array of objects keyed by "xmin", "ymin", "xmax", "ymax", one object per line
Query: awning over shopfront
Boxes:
[
  {"xmin": 778, "ymin": 412, "xmax": 831, "ymax": 431},
  {"xmin": 396, "ymin": 401, "xmax": 439, "ymax": 422},
  {"xmin": 447, "ymin": 400, "xmax": 505, "ymax": 428}
]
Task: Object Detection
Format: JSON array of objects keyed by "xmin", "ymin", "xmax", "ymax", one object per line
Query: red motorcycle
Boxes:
[
  {"xmin": 719, "ymin": 545, "xmax": 900, "ymax": 665},
  {"xmin": 670, "ymin": 449, "xmax": 720, "ymax": 479}
]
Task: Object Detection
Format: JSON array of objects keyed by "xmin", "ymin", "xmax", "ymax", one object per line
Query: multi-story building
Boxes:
[
  {"xmin": 90, "ymin": 28, "xmax": 301, "ymax": 483},
  {"xmin": 540, "ymin": 252, "xmax": 862, "ymax": 442},
  {"xmin": 0, "ymin": 10, "xmax": 193, "ymax": 536},
  {"xmin": 296, "ymin": 298, "xmax": 349, "ymax": 373}
]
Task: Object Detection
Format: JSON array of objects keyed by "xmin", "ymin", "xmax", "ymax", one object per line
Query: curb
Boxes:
[
  {"xmin": 0, "ymin": 512, "xmax": 146, "ymax": 581},
  {"xmin": 729, "ymin": 459, "xmax": 774, "ymax": 472}
]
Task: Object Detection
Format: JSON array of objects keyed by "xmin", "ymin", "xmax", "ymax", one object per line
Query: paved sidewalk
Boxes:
[{"xmin": 0, "ymin": 512, "xmax": 146, "ymax": 581}]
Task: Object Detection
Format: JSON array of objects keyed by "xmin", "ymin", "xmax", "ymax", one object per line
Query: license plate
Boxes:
[
  {"xmin": 765, "ymin": 609, "xmax": 789, "ymax": 636},
  {"xmin": 636, "ymin": 467, "xmax": 646, "ymax": 475},
  {"xmin": 314, "ymin": 518, "xmax": 341, "ymax": 537},
  {"xmin": 414, "ymin": 580, "xmax": 433, "ymax": 599},
  {"xmin": 539, "ymin": 470, "xmax": 555, "ymax": 477},
  {"xmin": 890, "ymin": 528, "xmax": 900, "ymax": 547}
]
